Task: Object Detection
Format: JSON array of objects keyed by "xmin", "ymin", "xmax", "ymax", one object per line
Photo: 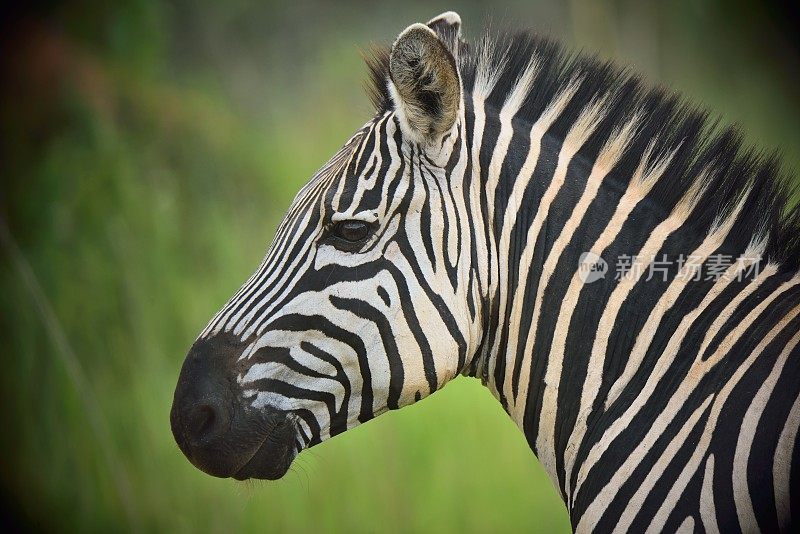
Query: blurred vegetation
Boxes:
[{"xmin": 1, "ymin": 1, "xmax": 798, "ymax": 532}]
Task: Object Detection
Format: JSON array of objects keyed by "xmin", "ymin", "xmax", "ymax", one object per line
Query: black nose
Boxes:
[
  {"xmin": 184, "ymin": 396, "xmax": 229, "ymax": 446},
  {"xmin": 171, "ymin": 334, "xmax": 242, "ymax": 476}
]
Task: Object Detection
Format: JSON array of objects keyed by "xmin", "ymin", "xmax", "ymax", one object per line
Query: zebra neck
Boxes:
[
  {"xmin": 464, "ymin": 98, "xmax": 615, "ymax": 450},
  {"xmin": 461, "ymin": 94, "xmax": 800, "ymax": 522},
  {"xmin": 465, "ymin": 98, "xmax": 690, "ymax": 497}
]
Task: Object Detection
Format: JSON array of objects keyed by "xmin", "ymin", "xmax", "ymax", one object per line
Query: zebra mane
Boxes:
[{"xmin": 364, "ymin": 29, "xmax": 800, "ymax": 271}]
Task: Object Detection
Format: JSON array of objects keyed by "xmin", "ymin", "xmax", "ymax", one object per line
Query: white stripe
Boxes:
[
  {"xmin": 575, "ymin": 277, "xmax": 800, "ymax": 528},
  {"xmin": 603, "ymin": 191, "xmax": 750, "ymax": 409},
  {"xmin": 676, "ymin": 516, "xmax": 695, "ymax": 533},
  {"xmin": 481, "ymin": 61, "xmax": 539, "ymax": 392},
  {"xmin": 775, "ymin": 389, "xmax": 800, "ymax": 529},
  {"xmin": 733, "ymin": 325, "xmax": 799, "ymax": 531},
  {"xmin": 610, "ymin": 395, "xmax": 713, "ymax": 534},
  {"xmin": 696, "ymin": 241, "xmax": 772, "ymax": 359},
  {"xmin": 566, "ymin": 225, "xmax": 747, "ymax": 503},
  {"xmin": 565, "ymin": 177, "xmax": 707, "ymax": 502},
  {"xmin": 536, "ymin": 114, "xmax": 640, "ymax": 492},
  {"xmin": 701, "ymin": 455, "xmax": 720, "ymax": 534},
  {"xmin": 470, "ymin": 93, "xmax": 490, "ymax": 298},
  {"xmin": 509, "ymin": 96, "xmax": 608, "ymax": 423},
  {"xmin": 578, "ymin": 302, "xmax": 800, "ymax": 530},
  {"xmin": 496, "ymin": 80, "xmax": 581, "ymax": 403}
]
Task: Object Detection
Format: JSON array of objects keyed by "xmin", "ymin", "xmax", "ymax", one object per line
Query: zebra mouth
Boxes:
[
  {"xmin": 171, "ymin": 333, "xmax": 305, "ymax": 481},
  {"xmin": 231, "ymin": 415, "xmax": 299, "ymax": 481}
]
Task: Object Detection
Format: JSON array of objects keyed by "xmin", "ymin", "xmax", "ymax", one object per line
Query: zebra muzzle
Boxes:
[{"xmin": 170, "ymin": 334, "xmax": 298, "ymax": 480}]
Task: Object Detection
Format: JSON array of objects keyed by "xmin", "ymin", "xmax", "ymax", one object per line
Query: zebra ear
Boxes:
[
  {"xmin": 388, "ymin": 23, "xmax": 462, "ymax": 144},
  {"xmin": 426, "ymin": 11, "xmax": 465, "ymax": 57}
]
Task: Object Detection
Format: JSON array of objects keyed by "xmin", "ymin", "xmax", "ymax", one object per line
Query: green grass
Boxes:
[{"xmin": 2, "ymin": 2, "xmax": 798, "ymax": 532}]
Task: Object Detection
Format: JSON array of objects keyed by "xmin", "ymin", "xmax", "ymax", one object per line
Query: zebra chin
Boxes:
[
  {"xmin": 170, "ymin": 333, "xmax": 301, "ymax": 481},
  {"xmin": 228, "ymin": 416, "xmax": 299, "ymax": 481}
]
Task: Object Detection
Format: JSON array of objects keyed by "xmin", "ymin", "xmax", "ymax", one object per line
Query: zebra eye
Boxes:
[{"xmin": 333, "ymin": 220, "xmax": 371, "ymax": 243}]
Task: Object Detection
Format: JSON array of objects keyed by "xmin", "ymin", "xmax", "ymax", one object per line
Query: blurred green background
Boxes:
[{"xmin": 1, "ymin": 1, "xmax": 798, "ymax": 532}]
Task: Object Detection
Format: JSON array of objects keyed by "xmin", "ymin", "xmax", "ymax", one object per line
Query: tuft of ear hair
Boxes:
[{"xmin": 388, "ymin": 23, "xmax": 462, "ymax": 144}]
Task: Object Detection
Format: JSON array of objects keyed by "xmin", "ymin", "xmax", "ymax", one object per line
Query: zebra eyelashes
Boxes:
[
  {"xmin": 324, "ymin": 219, "xmax": 378, "ymax": 252},
  {"xmin": 334, "ymin": 220, "xmax": 371, "ymax": 242}
]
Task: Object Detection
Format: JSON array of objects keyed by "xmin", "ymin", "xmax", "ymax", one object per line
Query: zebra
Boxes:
[{"xmin": 170, "ymin": 11, "xmax": 800, "ymax": 532}]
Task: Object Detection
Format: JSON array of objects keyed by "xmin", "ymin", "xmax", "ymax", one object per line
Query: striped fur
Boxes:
[{"xmin": 195, "ymin": 13, "xmax": 800, "ymax": 532}]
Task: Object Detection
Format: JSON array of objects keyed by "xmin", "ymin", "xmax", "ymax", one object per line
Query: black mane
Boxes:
[{"xmin": 364, "ymin": 29, "xmax": 800, "ymax": 271}]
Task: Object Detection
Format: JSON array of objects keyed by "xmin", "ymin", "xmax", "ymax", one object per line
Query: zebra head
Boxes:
[{"xmin": 171, "ymin": 12, "xmax": 484, "ymax": 481}]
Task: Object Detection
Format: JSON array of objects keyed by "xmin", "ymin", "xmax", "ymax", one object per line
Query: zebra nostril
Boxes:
[{"xmin": 186, "ymin": 399, "xmax": 230, "ymax": 446}]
